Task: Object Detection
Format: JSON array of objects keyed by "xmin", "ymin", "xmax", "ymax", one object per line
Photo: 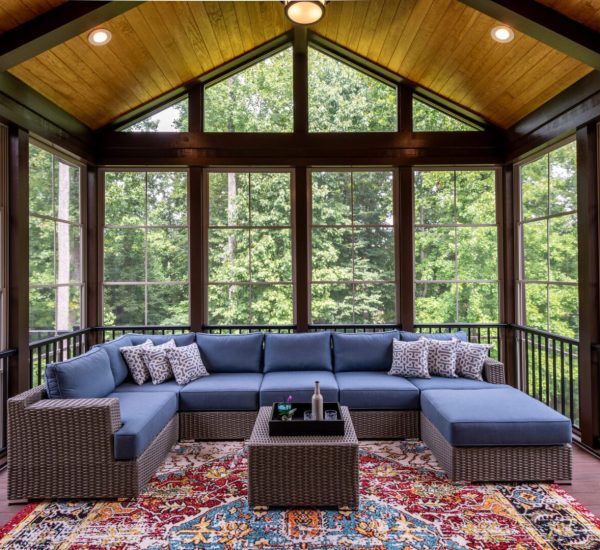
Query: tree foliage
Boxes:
[{"xmin": 412, "ymin": 98, "xmax": 478, "ymax": 132}]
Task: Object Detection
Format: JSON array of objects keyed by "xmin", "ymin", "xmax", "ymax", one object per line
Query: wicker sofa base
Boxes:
[
  {"xmin": 421, "ymin": 413, "xmax": 572, "ymax": 483},
  {"xmin": 9, "ymin": 414, "xmax": 179, "ymax": 500},
  {"xmin": 350, "ymin": 410, "xmax": 419, "ymax": 439},
  {"xmin": 180, "ymin": 410, "xmax": 259, "ymax": 440}
]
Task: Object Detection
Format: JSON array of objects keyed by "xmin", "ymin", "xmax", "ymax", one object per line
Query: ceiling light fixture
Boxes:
[
  {"xmin": 491, "ymin": 25, "xmax": 514, "ymax": 43},
  {"xmin": 88, "ymin": 28, "xmax": 112, "ymax": 46},
  {"xmin": 284, "ymin": 1, "xmax": 327, "ymax": 26}
]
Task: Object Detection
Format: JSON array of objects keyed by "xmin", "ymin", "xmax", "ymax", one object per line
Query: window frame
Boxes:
[
  {"xmin": 203, "ymin": 167, "xmax": 296, "ymax": 325},
  {"xmin": 100, "ymin": 167, "xmax": 191, "ymax": 326},
  {"xmin": 412, "ymin": 165, "xmax": 502, "ymax": 324},
  {"xmin": 514, "ymin": 136, "xmax": 578, "ymax": 337},
  {"xmin": 28, "ymin": 138, "xmax": 87, "ymax": 341},
  {"xmin": 308, "ymin": 167, "xmax": 399, "ymax": 324}
]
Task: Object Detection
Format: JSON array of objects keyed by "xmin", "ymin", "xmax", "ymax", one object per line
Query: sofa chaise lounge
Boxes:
[{"xmin": 7, "ymin": 330, "xmax": 572, "ymax": 500}]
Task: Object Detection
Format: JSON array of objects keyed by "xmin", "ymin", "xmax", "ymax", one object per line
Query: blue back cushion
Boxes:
[
  {"xmin": 92, "ymin": 334, "xmax": 133, "ymax": 386},
  {"xmin": 400, "ymin": 330, "xmax": 468, "ymax": 343},
  {"xmin": 196, "ymin": 333, "xmax": 264, "ymax": 373},
  {"xmin": 130, "ymin": 333, "xmax": 195, "ymax": 347},
  {"xmin": 333, "ymin": 331, "xmax": 400, "ymax": 372},
  {"xmin": 45, "ymin": 347, "xmax": 115, "ymax": 399},
  {"xmin": 264, "ymin": 332, "xmax": 332, "ymax": 373}
]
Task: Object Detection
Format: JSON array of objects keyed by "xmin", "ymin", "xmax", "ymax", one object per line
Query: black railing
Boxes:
[
  {"xmin": 0, "ymin": 348, "xmax": 17, "ymax": 457},
  {"xmin": 98, "ymin": 325, "xmax": 191, "ymax": 342},
  {"xmin": 309, "ymin": 324, "xmax": 398, "ymax": 333},
  {"xmin": 29, "ymin": 328, "xmax": 93, "ymax": 387},
  {"xmin": 203, "ymin": 325, "xmax": 296, "ymax": 334},
  {"xmin": 514, "ymin": 325, "xmax": 579, "ymax": 430}
]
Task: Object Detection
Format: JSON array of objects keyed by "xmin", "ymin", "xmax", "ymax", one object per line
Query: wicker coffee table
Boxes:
[{"xmin": 247, "ymin": 405, "xmax": 359, "ymax": 509}]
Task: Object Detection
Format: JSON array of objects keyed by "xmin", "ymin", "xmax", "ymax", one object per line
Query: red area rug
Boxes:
[{"xmin": 2, "ymin": 440, "xmax": 600, "ymax": 549}]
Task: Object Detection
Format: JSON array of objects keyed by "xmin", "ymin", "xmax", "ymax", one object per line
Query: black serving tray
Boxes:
[{"xmin": 269, "ymin": 402, "xmax": 345, "ymax": 436}]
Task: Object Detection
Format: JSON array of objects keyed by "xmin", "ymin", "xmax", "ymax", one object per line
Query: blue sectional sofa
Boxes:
[{"xmin": 7, "ymin": 330, "xmax": 572, "ymax": 500}]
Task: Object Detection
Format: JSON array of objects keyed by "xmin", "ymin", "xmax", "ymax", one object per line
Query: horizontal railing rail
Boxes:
[
  {"xmin": 309, "ymin": 324, "xmax": 398, "ymax": 333},
  {"xmin": 97, "ymin": 325, "xmax": 191, "ymax": 342},
  {"xmin": 203, "ymin": 325, "xmax": 296, "ymax": 334},
  {"xmin": 513, "ymin": 324, "xmax": 579, "ymax": 429}
]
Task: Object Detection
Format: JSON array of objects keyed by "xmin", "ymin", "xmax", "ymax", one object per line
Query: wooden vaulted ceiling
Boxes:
[{"xmin": 3, "ymin": 0, "xmax": 599, "ymax": 130}]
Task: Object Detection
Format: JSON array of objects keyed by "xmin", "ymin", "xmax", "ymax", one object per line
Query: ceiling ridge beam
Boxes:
[
  {"xmin": 459, "ymin": 0, "xmax": 600, "ymax": 70},
  {"xmin": 0, "ymin": 1, "xmax": 142, "ymax": 71}
]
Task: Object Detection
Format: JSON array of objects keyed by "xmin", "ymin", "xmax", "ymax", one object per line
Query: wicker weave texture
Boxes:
[
  {"xmin": 8, "ymin": 385, "xmax": 179, "ymax": 500},
  {"xmin": 180, "ymin": 411, "xmax": 258, "ymax": 440},
  {"xmin": 483, "ymin": 358, "xmax": 506, "ymax": 385},
  {"xmin": 350, "ymin": 410, "xmax": 419, "ymax": 439},
  {"xmin": 421, "ymin": 413, "xmax": 572, "ymax": 482},
  {"xmin": 247, "ymin": 406, "xmax": 359, "ymax": 508}
]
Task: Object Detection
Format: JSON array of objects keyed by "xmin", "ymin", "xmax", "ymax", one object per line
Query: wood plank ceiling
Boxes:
[
  {"xmin": 537, "ymin": 0, "xmax": 600, "ymax": 32},
  {"xmin": 5, "ymin": 0, "xmax": 596, "ymax": 130},
  {"xmin": 0, "ymin": 0, "xmax": 66, "ymax": 33}
]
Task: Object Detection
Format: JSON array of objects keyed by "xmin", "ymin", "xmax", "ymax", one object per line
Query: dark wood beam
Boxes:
[
  {"xmin": 0, "ymin": 1, "xmax": 142, "ymax": 71},
  {"xmin": 459, "ymin": 0, "xmax": 600, "ymax": 70},
  {"xmin": 85, "ymin": 165, "xmax": 100, "ymax": 346},
  {"xmin": 507, "ymin": 71, "xmax": 600, "ymax": 162},
  {"xmin": 188, "ymin": 166, "xmax": 204, "ymax": 332},
  {"xmin": 294, "ymin": 166, "xmax": 309, "ymax": 332},
  {"xmin": 397, "ymin": 167, "xmax": 414, "ymax": 331},
  {"xmin": 293, "ymin": 27, "xmax": 308, "ymax": 134},
  {"xmin": 96, "ymin": 131, "xmax": 504, "ymax": 166}
]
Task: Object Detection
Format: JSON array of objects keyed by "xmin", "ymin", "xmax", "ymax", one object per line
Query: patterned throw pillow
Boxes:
[
  {"xmin": 456, "ymin": 342, "xmax": 492, "ymax": 380},
  {"xmin": 388, "ymin": 338, "xmax": 430, "ymax": 378},
  {"xmin": 165, "ymin": 344, "xmax": 209, "ymax": 386},
  {"xmin": 427, "ymin": 338, "xmax": 459, "ymax": 378},
  {"xmin": 120, "ymin": 340, "xmax": 153, "ymax": 385},
  {"xmin": 143, "ymin": 339, "xmax": 177, "ymax": 384}
]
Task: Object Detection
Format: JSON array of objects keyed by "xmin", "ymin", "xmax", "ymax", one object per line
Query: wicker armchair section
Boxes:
[
  {"xmin": 421, "ymin": 413, "xmax": 572, "ymax": 483},
  {"xmin": 180, "ymin": 411, "xmax": 258, "ymax": 440},
  {"xmin": 483, "ymin": 357, "xmax": 506, "ymax": 384},
  {"xmin": 8, "ymin": 385, "xmax": 179, "ymax": 500},
  {"xmin": 350, "ymin": 410, "xmax": 419, "ymax": 439}
]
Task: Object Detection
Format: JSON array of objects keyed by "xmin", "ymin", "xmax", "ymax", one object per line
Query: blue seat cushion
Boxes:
[
  {"xmin": 113, "ymin": 380, "xmax": 184, "ymax": 395},
  {"xmin": 196, "ymin": 333, "xmax": 264, "ymax": 373},
  {"xmin": 336, "ymin": 372, "xmax": 419, "ymax": 410},
  {"xmin": 130, "ymin": 333, "xmax": 196, "ymax": 347},
  {"xmin": 92, "ymin": 334, "xmax": 133, "ymax": 386},
  {"xmin": 260, "ymin": 371, "xmax": 338, "ymax": 406},
  {"xmin": 179, "ymin": 373, "xmax": 262, "ymax": 411},
  {"xmin": 332, "ymin": 331, "xmax": 399, "ymax": 372},
  {"xmin": 421, "ymin": 388, "xmax": 572, "ymax": 446},
  {"xmin": 400, "ymin": 331, "xmax": 468, "ymax": 343},
  {"xmin": 109, "ymin": 391, "xmax": 177, "ymax": 460},
  {"xmin": 409, "ymin": 376, "xmax": 508, "ymax": 391},
  {"xmin": 264, "ymin": 332, "xmax": 332, "ymax": 373},
  {"xmin": 45, "ymin": 348, "xmax": 115, "ymax": 399}
]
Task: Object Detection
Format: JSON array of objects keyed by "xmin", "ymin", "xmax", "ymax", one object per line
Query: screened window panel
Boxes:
[
  {"xmin": 103, "ymin": 171, "xmax": 190, "ymax": 325},
  {"xmin": 311, "ymin": 170, "xmax": 396, "ymax": 324},
  {"xmin": 122, "ymin": 98, "xmax": 189, "ymax": 132},
  {"xmin": 414, "ymin": 169, "xmax": 499, "ymax": 324},
  {"xmin": 207, "ymin": 171, "xmax": 293, "ymax": 325},
  {"xmin": 204, "ymin": 48, "xmax": 293, "ymax": 133},
  {"xmin": 413, "ymin": 98, "xmax": 478, "ymax": 132},
  {"xmin": 308, "ymin": 48, "xmax": 397, "ymax": 132},
  {"xmin": 519, "ymin": 140, "xmax": 578, "ymax": 338}
]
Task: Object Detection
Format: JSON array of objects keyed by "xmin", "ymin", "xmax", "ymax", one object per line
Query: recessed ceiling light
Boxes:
[
  {"xmin": 491, "ymin": 25, "xmax": 514, "ymax": 43},
  {"xmin": 88, "ymin": 28, "xmax": 112, "ymax": 46},
  {"xmin": 284, "ymin": 1, "xmax": 327, "ymax": 26}
]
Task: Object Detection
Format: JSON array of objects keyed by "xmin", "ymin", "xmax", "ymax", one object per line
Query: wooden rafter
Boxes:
[
  {"xmin": 459, "ymin": 0, "xmax": 600, "ymax": 70},
  {"xmin": 0, "ymin": 1, "xmax": 142, "ymax": 71}
]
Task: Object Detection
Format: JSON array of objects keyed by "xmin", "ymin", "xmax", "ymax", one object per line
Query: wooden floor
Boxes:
[{"xmin": 1, "ymin": 444, "xmax": 599, "ymax": 530}]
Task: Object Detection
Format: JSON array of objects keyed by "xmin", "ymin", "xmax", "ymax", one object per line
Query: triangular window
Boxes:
[
  {"xmin": 308, "ymin": 47, "xmax": 397, "ymax": 132},
  {"xmin": 413, "ymin": 98, "xmax": 479, "ymax": 132},
  {"xmin": 204, "ymin": 47, "xmax": 293, "ymax": 132},
  {"xmin": 121, "ymin": 98, "xmax": 188, "ymax": 132}
]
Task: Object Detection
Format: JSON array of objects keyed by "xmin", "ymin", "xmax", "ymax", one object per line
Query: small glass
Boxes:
[
  {"xmin": 325, "ymin": 410, "xmax": 337, "ymax": 421},
  {"xmin": 304, "ymin": 411, "xmax": 314, "ymax": 421}
]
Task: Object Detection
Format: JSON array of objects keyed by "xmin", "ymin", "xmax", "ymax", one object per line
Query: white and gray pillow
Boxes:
[
  {"xmin": 120, "ymin": 339, "xmax": 153, "ymax": 385},
  {"xmin": 456, "ymin": 342, "xmax": 492, "ymax": 380},
  {"xmin": 143, "ymin": 339, "xmax": 177, "ymax": 384},
  {"xmin": 166, "ymin": 344, "xmax": 209, "ymax": 386},
  {"xmin": 427, "ymin": 338, "xmax": 459, "ymax": 378},
  {"xmin": 388, "ymin": 338, "xmax": 430, "ymax": 378}
]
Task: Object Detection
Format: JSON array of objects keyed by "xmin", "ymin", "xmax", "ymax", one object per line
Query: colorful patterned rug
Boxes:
[{"xmin": 2, "ymin": 440, "xmax": 600, "ymax": 549}]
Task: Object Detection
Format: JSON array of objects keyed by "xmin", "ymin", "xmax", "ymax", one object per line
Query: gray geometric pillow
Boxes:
[
  {"xmin": 165, "ymin": 344, "xmax": 209, "ymax": 386},
  {"xmin": 144, "ymin": 339, "xmax": 177, "ymax": 384},
  {"xmin": 120, "ymin": 339, "xmax": 153, "ymax": 385},
  {"xmin": 456, "ymin": 342, "xmax": 492, "ymax": 380},
  {"xmin": 427, "ymin": 338, "xmax": 459, "ymax": 378},
  {"xmin": 388, "ymin": 338, "xmax": 430, "ymax": 378}
]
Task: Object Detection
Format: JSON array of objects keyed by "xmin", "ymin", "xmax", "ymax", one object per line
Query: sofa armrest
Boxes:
[
  {"xmin": 8, "ymin": 386, "xmax": 122, "ymax": 465},
  {"xmin": 483, "ymin": 357, "xmax": 506, "ymax": 385}
]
